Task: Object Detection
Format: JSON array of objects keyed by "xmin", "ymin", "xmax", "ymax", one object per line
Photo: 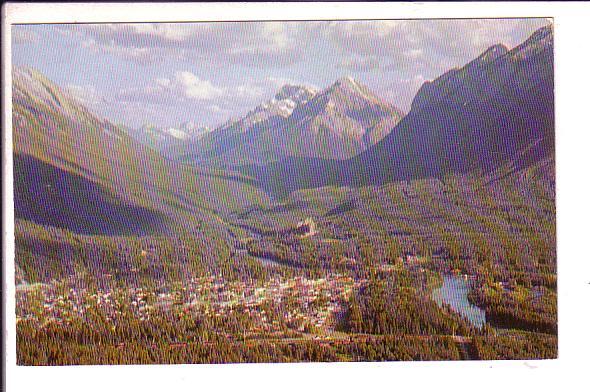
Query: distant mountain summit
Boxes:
[
  {"xmin": 284, "ymin": 76, "xmax": 404, "ymax": 150},
  {"xmin": 181, "ymin": 83, "xmax": 318, "ymax": 165},
  {"xmin": 186, "ymin": 76, "xmax": 404, "ymax": 166},
  {"xmin": 221, "ymin": 84, "xmax": 318, "ymax": 132},
  {"xmin": 126, "ymin": 122, "xmax": 211, "ymax": 158},
  {"xmin": 274, "ymin": 84, "xmax": 318, "ymax": 107}
]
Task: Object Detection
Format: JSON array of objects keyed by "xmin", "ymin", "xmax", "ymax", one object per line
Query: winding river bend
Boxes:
[{"xmin": 432, "ymin": 274, "xmax": 486, "ymax": 329}]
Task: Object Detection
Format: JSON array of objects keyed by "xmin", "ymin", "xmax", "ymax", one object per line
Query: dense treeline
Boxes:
[
  {"xmin": 17, "ymin": 328, "xmax": 337, "ymax": 365},
  {"xmin": 341, "ymin": 336, "xmax": 461, "ymax": 361},
  {"xmin": 341, "ymin": 274, "xmax": 474, "ymax": 337},
  {"xmin": 473, "ymin": 331, "xmax": 557, "ymax": 360},
  {"xmin": 468, "ymin": 251, "xmax": 557, "ymax": 335},
  {"xmin": 15, "ymin": 220, "xmax": 292, "ymax": 287},
  {"xmin": 17, "ymin": 318, "xmax": 464, "ymax": 365}
]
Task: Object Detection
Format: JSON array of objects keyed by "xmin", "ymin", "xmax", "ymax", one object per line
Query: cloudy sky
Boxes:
[{"xmin": 12, "ymin": 19, "xmax": 549, "ymax": 129}]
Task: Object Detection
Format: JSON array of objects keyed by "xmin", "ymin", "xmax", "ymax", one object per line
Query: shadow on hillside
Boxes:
[
  {"xmin": 237, "ymin": 156, "xmax": 415, "ymax": 199},
  {"xmin": 238, "ymin": 134, "xmax": 555, "ymax": 200},
  {"xmin": 14, "ymin": 153, "xmax": 169, "ymax": 235}
]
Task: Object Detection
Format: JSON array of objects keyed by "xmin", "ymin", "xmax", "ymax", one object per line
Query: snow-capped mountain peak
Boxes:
[
  {"xmin": 275, "ymin": 84, "xmax": 318, "ymax": 104},
  {"xmin": 228, "ymin": 84, "xmax": 318, "ymax": 129}
]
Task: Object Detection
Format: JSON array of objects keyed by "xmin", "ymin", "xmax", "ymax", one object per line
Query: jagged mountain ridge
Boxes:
[
  {"xmin": 185, "ymin": 84, "xmax": 318, "ymax": 164},
  {"xmin": 275, "ymin": 76, "xmax": 405, "ymax": 158},
  {"xmin": 12, "ymin": 24, "xmax": 554, "ymax": 207},
  {"xmin": 185, "ymin": 77, "xmax": 404, "ymax": 166}
]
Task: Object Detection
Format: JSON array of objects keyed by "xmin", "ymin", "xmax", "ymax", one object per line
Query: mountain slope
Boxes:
[
  {"xmin": 245, "ymin": 25, "xmax": 554, "ymax": 197},
  {"xmin": 355, "ymin": 24, "xmax": 554, "ymax": 183},
  {"xmin": 187, "ymin": 78, "xmax": 404, "ymax": 166},
  {"xmin": 267, "ymin": 76, "xmax": 405, "ymax": 160},
  {"xmin": 12, "ymin": 67, "xmax": 270, "ymax": 235}
]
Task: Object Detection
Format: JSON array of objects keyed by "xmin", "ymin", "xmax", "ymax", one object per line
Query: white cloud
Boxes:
[
  {"xmin": 106, "ymin": 70, "xmax": 305, "ymax": 128},
  {"xmin": 55, "ymin": 20, "xmax": 547, "ymax": 73},
  {"xmin": 233, "ymin": 82, "xmax": 265, "ymax": 100},
  {"xmin": 56, "ymin": 22, "xmax": 311, "ymax": 67},
  {"xmin": 156, "ymin": 78, "xmax": 171, "ymax": 87},
  {"xmin": 174, "ymin": 71, "xmax": 224, "ymax": 100},
  {"xmin": 327, "ymin": 19, "xmax": 549, "ymax": 75},
  {"xmin": 208, "ymin": 105, "xmax": 224, "ymax": 113},
  {"xmin": 116, "ymin": 71, "xmax": 224, "ymax": 104},
  {"xmin": 81, "ymin": 38, "xmax": 156, "ymax": 64},
  {"xmin": 29, "ymin": 20, "xmax": 550, "ymax": 128}
]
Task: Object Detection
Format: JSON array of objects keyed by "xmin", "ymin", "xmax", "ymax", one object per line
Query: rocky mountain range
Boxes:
[
  {"xmin": 12, "ymin": 24, "xmax": 554, "ymax": 204},
  {"xmin": 244, "ymin": 25, "xmax": 554, "ymax": 196},
  {"xmin": 183, "ymin": 76, "xmax": 404, "ymax": 166}
]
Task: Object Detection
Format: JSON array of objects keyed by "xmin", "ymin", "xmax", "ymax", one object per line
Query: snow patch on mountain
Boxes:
[
  {"xmin": 221, "ymin": 84, "xmax": 318, "ymax": 130},
  {"xmin": 163, "ymin": 127, "xmax": 189, "ymax": 140}
]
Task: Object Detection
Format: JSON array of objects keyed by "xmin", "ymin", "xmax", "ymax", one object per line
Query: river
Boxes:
[
  {"xmin": 235, "ymin": 248, "xmax": 289, "ymax": 268},
  {"xmin": 431, "ymin": 274, "xmax": 486, "ymax": 329}
]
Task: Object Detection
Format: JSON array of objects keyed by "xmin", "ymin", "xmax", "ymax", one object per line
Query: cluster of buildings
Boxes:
[
  {"xmin": 179, "ymin": 274, "xmax": 364, "ymax": 333},
  {"xmin": 16, "ymin": 274, "xmax": 367, "ymax": 336}
]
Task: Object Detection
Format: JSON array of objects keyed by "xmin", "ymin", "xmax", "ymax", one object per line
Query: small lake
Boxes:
[{"xmin": 431, "ymin": 274, "xmax": 486, "ymax": 329}]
